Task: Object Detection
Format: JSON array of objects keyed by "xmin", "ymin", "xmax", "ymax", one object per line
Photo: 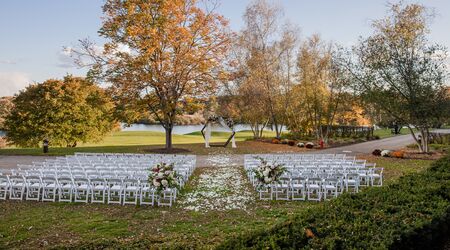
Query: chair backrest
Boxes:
[
  {"xmin": 8, "ymin": 175, "xmax": 25, "ymax": 184},
  {"xmin": 57, "ymin": 177, "xmax": 73, "ymax": 186},
  {"xmin": 89, "ymin": 178, "xmax": 106, "ymax": 186},
  {"xmin": 25, "ymin": 175, "xmax": 42, "ymax": 185},
  {"xmin": 73, "ymin": 177, "xmax": 90, "ymax": 186},
  {"xmin": 123, "ymin": 179, "xmax": 140, "ymax": 187},
  {"xmin": 107, "ymin": 178, "xmax": 123, "ymax": 186},
  {"xmin": 41, "ymin": 176, "xmax": 57, "ymax": 185},
  {"xmin": 308, "ymin": 177, "xmax": 322, "ymax": 184},
  {"xmin": 0, "ymin": 175, "xmax": 9, "ymax": 184}
]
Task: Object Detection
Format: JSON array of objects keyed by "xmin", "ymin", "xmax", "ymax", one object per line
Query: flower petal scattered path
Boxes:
[{"xmin": 178, "ymin": 155, "xmax": 255, "ymax": 212}]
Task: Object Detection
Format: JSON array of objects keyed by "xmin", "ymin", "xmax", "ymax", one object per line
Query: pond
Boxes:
[{"xmin": 121, "ymin": 123, "xmax": 286, "ymax": 135}]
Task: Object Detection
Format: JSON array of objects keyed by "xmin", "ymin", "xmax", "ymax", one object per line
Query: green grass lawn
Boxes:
[
  {"xmin": 0, "ymin": 130, "xmax": 278, "ymax": 156},
  {"xmin": 0, "ymin": 156, "xmax": 435, "ymax": 249},
  {"xmin": 373, "ymin": 128, "xmax": 415, "ymax": 139}
]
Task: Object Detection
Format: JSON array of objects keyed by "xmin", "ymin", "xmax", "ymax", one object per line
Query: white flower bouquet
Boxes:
[
  {"xmin": 148, "ymin": 163, "xmax": 180, "ymax": 194},
  {"xmin": 252, "ymin": 158, "xmax": 287, "ymax": 187}
]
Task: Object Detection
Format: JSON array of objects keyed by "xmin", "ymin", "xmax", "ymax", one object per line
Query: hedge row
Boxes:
[{"xmin": 218, "ymin": 155, "xmax": 450, "ymax": 250}]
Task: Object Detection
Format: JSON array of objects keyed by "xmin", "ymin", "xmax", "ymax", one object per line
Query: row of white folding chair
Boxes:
[
  {"xmin": 257, "ymin": 177, "xmax": 351, "ymax": 201},
  {"xmin": 0, "ymin": 175, "xmax": 176, "ymax": 206},
  {"xmin": 246, "ymin": 153, "xmax": 346, "ymax": 159},
  {"xmin": 19, "ymin": 170, "xmax": 188, "ymax": 186},
  {"xmin": 245, "ymin": 158, "xmax": 363, "ymax": 165},
  {"xmin": 247, "ymin": 167, "xmax": 382, "ymax": 187},
  {"xmin": 20, "ymin": 167, "xmax": 192, "ymax": 188}
]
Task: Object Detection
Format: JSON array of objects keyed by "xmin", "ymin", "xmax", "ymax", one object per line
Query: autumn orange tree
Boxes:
[{"xmin": 75, "ymin": 0, "xmax": 230, "ymax": 149}]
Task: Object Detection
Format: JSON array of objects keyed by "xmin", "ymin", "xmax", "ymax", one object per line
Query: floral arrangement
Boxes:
[
  {"xmin": 252, "ymin": 158, "xmax": 287, "ymax": 187},
  {"xmin": 372, "ymin": 149, "xmax": 382, "ymax": 156},
  {"xmin": 381, "ymin": 149, "xmax": 392, "ymax": 157},
  {"xmin": 148, "ymin": 163, "xmax": 180, "ymax": 194}
]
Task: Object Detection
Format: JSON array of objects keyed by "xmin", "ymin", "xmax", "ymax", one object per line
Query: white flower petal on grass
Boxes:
[{"xmin": 179, "ymin": 157, "xmax": 254, "ymax": 212}]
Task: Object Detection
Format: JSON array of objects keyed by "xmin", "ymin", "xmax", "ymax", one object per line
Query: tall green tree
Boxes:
[
  {"xmin": 4, "ymin": 76, "xmax": 115, "ymax": 147},
  {"xmin": 346, "ymin": 3, "xmax": 449, "ymax": 152}
]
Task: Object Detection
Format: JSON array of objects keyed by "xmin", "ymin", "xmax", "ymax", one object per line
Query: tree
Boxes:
[
  {"xmin": 346, "ymin": 3, "xmax": 449, "ymax": 152},
  {"xmin": 288, "ymin": 35, "xmax": 350, "ymax": 143},
  {"xmin": 227, "ymin": 0, "xmax": 298, "ymax": 139},
  {"xmin": 73, "ymin": 0, "xmax": 230, "ymax": 149},
  {"xmin": 4, "ymin": 76, "xmax": 115, "ymax": 147},
  {"xmin": 0, "ymin": 96, "xmax": 14, "ymax": 130}
]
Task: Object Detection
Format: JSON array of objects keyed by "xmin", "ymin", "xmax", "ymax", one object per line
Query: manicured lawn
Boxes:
[
  {"xmin": 0, "ymin": 130, "xmax": 279, "ymax": 156},
  {"xmin": 373, "ymin": 128, "xmax": 415, "ymax": 139},
  {"xmin": 0, "ymin": 156, "xmax": 436, "ymax": 249}
]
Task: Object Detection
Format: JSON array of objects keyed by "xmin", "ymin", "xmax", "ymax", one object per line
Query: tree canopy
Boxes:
[
  {"xmin": 4, "ymin": 76, "xmax": 115, "ymax": 147},
  {"xmin": 0, "ymin": 96, "xmax": 14, "ymax": 131},
  {"xmin": 345, "ymin": 2, "xmax": 449, "ymax": 152},
  {"xmin": 74, "ymin": 0, "xmax": 231, "ymax": 149}
]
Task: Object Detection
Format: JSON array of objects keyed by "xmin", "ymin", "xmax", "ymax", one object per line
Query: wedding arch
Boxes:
[{"xmin": 201, "ymin": 116, "xmax": 236, "ymax": 148}]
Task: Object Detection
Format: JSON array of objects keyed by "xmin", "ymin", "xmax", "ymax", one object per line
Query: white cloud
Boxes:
[
  {"xmin": 0, "ymin": 72, "xmax": 31, "ymax": 97},
  {"xmin": 57, "ymin": 47, "xmax": 78, "ymax": 68}
]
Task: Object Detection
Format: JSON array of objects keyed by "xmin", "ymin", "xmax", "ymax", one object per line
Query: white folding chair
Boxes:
[
  {"xmin": 107, "ymin": 179, "xmax": 123, "ymax": 204},
  {"xmin": 25, "ymin": 176, "xmax": 42, "ymax": 201},
  {"xmin": 8, "ymin": 176, "xmax": 26, "ymax": 200},
  {"xmin": 323, "ymin": 178, "xmax": 339, "ymax": 200},
  {"xmin": 291, "ymin": 177, "xmax": 306, "ymax": 201},
  {"xmin": 123, "ymin": 179, "xmax": 140, "ymax": 205},
  {"xmin": 73, "ymin": 177, "xmax": 90, "ymax": 203},
  {"xmin": 158, "ymin": 188, "xmax": 175, "ymax": 207},
  {"xmin": 90, "ymin": 178, "xmax": 107, "ymax": 203},
  {"xmin": 307, "ymin": 178, "xmax": 322, "ymax": 201},
  {"xmin": 57, "ymin": 177, "xmax": 74, "ymax": 202},
  {"xmin": 370, "ymin": 167, "xmax": 383, "ymax": 186},
  {"xmin": 345, "ymin": 173, "xmax": 360, "ymax": 193},
  {"xmin": 0, "ymin": 175, "xmax": 10, "ymax": 200},
  {"xmin": 140, "ymin": 182, "xmax": 155, "ymax": 206},
  {"xmin": 358, "ymin": 168, "xmax": 371, "ymax": 187},
  {"xmin": 257, "ymin": 184, "xmax": 273, "ymax": 200},
  {"xmin": 41, "ymin": 176, "xmax": 58, "ymax": 202},
  {"xmin": 275, "ymin": 177, "xmax": 291, "ymax": 200}
]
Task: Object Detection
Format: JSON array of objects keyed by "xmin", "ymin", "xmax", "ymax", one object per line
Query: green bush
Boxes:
[{"xmin": 218, "ymin": 155, "xmax": 450, "ymax": 250}]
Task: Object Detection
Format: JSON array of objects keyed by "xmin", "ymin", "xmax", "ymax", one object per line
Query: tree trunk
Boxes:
[
  {"xmin": 165, "ymin": 127, "xmax": 173, "ymax": 149},
  {"xmin": 407, "ymin": 126, "xmax": 424, "ymax": 152}
]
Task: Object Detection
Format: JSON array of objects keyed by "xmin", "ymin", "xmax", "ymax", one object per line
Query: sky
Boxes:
[{"xmin": 0, "ymin": 0, "xmax": 449, "ymax": 97}]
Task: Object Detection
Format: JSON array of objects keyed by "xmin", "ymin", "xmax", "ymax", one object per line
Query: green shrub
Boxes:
[{"xmin": 218, "ymin": 155, "xmax": 450, "ymax": 250}]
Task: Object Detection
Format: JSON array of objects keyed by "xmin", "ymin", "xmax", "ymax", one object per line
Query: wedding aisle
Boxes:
[{"xmin": 178, "ymin": 155, "xmax": 255, "ymax": 212}]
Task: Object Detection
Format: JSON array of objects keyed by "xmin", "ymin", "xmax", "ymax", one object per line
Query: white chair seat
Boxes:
[
  {"xmin": 125, "ymin": 186, "xmax": 139, "ymax": 191},
  {"xmin": 308, "ymin": 184, "xmax": 320, "ymax": 189},
  {"xmin": 324, "ymin": 185, "xmax": 336, "ymax": 189},
  {"xmin": 30, "ymin": 183, "xmax": 41, "ymax": 188},
  {"xmin": 78, "ymin": 184, "xmax": 89, "ymax": 190},
  {"xmin": 93, "ymin": 185, "xmax": 106, "ymax": 190},
  {"xmin": 110, "ymin": 185, "xmax": 122, "ymax": 191}
]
